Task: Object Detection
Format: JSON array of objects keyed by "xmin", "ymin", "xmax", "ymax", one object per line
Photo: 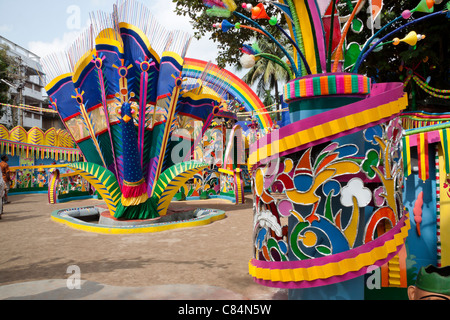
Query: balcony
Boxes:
[
  {"xmin": 23, "ymin": 86, "xmax": 45, "ymax": 102},
  {"xmin": 22, "ymin": 111, "xmax": 43, "ymax": 129}
]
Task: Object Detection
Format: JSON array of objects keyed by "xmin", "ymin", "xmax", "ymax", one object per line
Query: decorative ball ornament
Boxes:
[
  {"xmin": 402, "ymin": 10, "xmax": 412, "ymax": 19},
  {"xmin": 240, "ymin": 54, "xmax": 256, "ymax": 69},
  {"xmin": 242, "ymin": 3, "xmax": 252, "ymax": 12},
  {"xmin": 269, "ymin": 17, "xmax": 278, "ymax": 26},
  {"xmin": 252, "ymin": 6, "xmax": 261, "ymax": 18}
]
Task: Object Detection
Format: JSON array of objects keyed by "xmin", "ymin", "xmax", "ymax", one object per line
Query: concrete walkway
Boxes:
[
  {"xmin": 0, "ymin": 280, "xmax": 250, "ymax": 300},
  {"xmin": 0, "ymin": 193, "xmax": 287, "ymax": 300}
]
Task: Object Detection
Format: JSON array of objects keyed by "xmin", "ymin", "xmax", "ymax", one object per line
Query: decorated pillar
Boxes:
[{"xmin": 248, "ymin": 74, "xmax": 410, "ymax": 299}]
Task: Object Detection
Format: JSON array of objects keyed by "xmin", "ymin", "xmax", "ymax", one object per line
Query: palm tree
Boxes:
[{"xmin": 238, "ymin": 38, "xmax": 292, "ymax": 121}]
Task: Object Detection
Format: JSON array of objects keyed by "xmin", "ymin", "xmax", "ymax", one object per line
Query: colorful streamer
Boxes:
[
  {"xmin": 410, "ymin": 75, "xmax": 450, "ymax": 99},
  {"xmin": 417, "ymin": 132, "xmax": 429, "ymax": 181},
  {"xmin": 439, "ymin": 128, "xmax": 450, "ymax": 175},
  {"xmin": 403, "ymin": 135, "xmax": 412, "ymax": 177}
]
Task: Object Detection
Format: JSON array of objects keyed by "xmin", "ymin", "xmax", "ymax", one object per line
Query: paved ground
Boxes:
[{"xmin": 0, "ymin": 193, "xmax": 287, "ymax": 300}]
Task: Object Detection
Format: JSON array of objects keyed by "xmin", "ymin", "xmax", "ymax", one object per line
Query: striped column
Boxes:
[
  {"xmin": 436, "ymin": 144, "xmax": 442, "ymax": 267},
  {"xmin": 283, "ymin": 74, "xmax": 371, "ymax": 103}
]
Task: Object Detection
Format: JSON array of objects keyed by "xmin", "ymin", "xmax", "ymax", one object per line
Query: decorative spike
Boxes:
[{"xmin": 221, "ymin": 19, "xmax": 235, "ymax": 32}]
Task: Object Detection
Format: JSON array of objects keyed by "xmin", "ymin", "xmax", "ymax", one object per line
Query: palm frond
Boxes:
[
  {"xmin": 152, "ymin": 161, "xmax": 208, "ymax": 216},
  {"xmin": 67, "ymin": 162, "xmax": 122, "ymax": 216}
]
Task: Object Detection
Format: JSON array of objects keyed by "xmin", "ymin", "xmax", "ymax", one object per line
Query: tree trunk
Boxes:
[{"xmin": 274, "ymin": 81, "xmax": 281, "ymax": 122}]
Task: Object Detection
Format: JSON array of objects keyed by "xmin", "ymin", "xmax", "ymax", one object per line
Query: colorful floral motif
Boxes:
[{"xmin": 253, "ymin": 118, "xmax": 404, "ymax": 263}]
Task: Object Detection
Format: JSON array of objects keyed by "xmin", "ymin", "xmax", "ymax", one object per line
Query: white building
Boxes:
[{"xmin": 0, "ymin": 35, "xmax": 63, "ymax": 131}]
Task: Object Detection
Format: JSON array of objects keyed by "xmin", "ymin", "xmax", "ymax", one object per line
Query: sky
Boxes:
[{"xmin": 0, "ymin": 0, "xmax": 220, "ymax": 64}]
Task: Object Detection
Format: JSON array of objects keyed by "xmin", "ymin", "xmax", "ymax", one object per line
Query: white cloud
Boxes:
[
  {"xmin": 28, "ymin": 31, "xmax": 80, "ymax": 58},
  {"xmin": 28, "ymin": 14, "xmax": 92, "ymax": 58},
  {"xmin": 0, "ymin": 24, "xmax": 13, "ymax": 33},
  {"xmin": 90, "ymin": 0, "xmax": 113, "ymax": 6},
  {"xmin": 27, "ymin": 0, "xmax": 221, "ymax": 70}
]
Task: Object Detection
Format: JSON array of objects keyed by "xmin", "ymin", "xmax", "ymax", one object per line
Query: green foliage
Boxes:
[
  {"xmin": 172, "ymin": 0, "xmax": 284, "ymax": 68},
  {"xmin": 237, "ymin": 37, "xmax": 292, "ymax": 120},
  {"xmin": 240, "ymin": 38, "xmax": 290, "ymax": 93},
  {"xmin": 350, "ymin": 0, "xmax": 449, "ymax": 110},
  {"xmin": 0, "ymin": 45, "xmax": 14, "ymax": 107}
]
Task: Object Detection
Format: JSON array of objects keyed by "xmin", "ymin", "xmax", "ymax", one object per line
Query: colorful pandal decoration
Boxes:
[
  {"xmin": 201, "ymin": 0, "xmax": 447, "ymax": 295},
  {"xmin": 248, "ymin": 80, "xmax": 409, "ymax": 289},
  {"xmin": 407, "ymin": 75, "xmax": 450, "ymax": 99},
  {"xmin": 403, "ymin": 69, "xmax": 450, "ymax": 100},
  {"xmin": 41, "ymin": 0, "xmax": 269, "ymax": 222},
  {"xmin": 183, "ymin": 121, "xmax": 252, "ymax": 203},
  {"xmin": 182, "ymin": 58, "xmax": 273, "ymax": 133},
  {"xmin": 48, "ymin": 169, "xmax": 60, "ymax": 204},
  {"xmin": 0, "ymin": 125, "xmax": 80, "ymax": 161},
  {"xmin": 219, "ymin": 124, "xmax": 247, "ymax": 204},
  {"xmin": 42, "ymin": 0, "xmax": 204, "ymax": 220},
  {"xmin": 402, "ymin": 112, "xmax": 450, "ymax": 269},
  {"xmin": 0, "ymin": 102, "xmax": 59, "ymax": 114},
  {"xmin": 402, "ymin": 112, "xmax": 450, "ymax": 180}
]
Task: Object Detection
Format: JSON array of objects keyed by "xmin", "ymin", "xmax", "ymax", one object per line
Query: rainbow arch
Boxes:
[{"xmin": 182, "ymin": 58, "xmax": 273, "ymax": 131}]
